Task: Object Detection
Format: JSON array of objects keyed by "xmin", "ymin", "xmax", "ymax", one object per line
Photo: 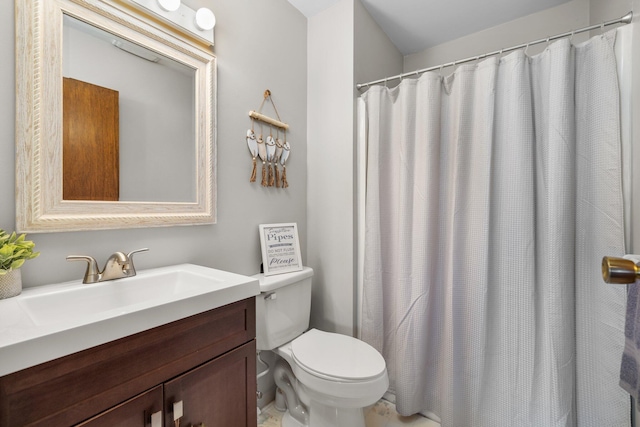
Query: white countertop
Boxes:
[{"xmin": 0, "ymin": 264, "xmax": 259, "ymax": 377}]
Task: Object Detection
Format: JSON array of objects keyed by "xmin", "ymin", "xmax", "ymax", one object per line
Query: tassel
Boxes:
[
  {"xmin": 275, "ymin": 165, "xmax": 280, "ymax": 188},
  {"xmin": 281, "ymin": 165, "xmax": 289, "ymax": 188},
  {"xmin": 250, "ymin": 157, "xmax": 257, "ymax": 182},
  {"xmin": 261, "ymin": 161, "xmax": 267, "ymax": 187},
  {"xmin": 268, "ymin": 163, "xmax": 274, "ymax": 187}
]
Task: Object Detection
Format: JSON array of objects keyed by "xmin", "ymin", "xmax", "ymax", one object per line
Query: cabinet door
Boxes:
[
  {"xmin": 164, "ymin": 341, "xmax": 257, "ymax": 427},
  {"xmin": 76, "ymin": 386, "xmax": 162, "ymax": 427}
]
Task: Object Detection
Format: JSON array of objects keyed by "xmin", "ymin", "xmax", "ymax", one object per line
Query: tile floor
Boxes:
[{"xmin": 258, "ymin": 398, "xmax": 440, "ymax": 427}]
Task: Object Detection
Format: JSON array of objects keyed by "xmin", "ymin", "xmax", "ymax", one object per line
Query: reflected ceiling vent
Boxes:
[{"xmin": 112, "ymin": 40, "xmax": 160, "ymax": 62}]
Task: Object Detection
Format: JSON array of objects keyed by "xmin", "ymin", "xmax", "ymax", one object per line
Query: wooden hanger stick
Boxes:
[{"xmin": 248, "ymin": 110, "xmax": 289, "ymax": 130}]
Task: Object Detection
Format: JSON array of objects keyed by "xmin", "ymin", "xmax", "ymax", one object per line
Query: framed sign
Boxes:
[{"xmin": 259, "ymin": 223, "xmax": 303, "ymax": 276}]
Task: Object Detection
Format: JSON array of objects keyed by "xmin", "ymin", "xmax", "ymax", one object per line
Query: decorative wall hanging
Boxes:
[{"xmin": 247, "ymin": 90, "xmax": 290, "ymax": 188}]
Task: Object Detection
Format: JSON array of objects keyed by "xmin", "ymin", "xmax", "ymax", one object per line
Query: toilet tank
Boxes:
[{"xmin": 254, "ymin": 267, "xmax": 313, "ymax": 351}]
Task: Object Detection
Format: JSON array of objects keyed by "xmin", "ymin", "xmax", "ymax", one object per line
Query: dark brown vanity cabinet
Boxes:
[{"xmin": 0, "ymin": 298, "xmax": 257, "ymax": 427}]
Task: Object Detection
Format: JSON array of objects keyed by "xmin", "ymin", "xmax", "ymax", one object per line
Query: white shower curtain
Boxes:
[{"xmin": 360, "ymin": 31, "xmax": 629, "ymax": 427}]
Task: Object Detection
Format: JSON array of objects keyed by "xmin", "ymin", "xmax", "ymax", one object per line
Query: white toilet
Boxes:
[{"xmin": 254, "ymin": 267, "xmax": 388, "ymax": 427}]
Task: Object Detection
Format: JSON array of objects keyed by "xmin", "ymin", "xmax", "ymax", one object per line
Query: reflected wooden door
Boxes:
[{"xmin": 63, "ymin": 77, "xmax": 119, "ymax": 201}]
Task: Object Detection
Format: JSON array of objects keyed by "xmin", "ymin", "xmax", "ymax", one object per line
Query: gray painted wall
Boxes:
[
  {"xmin": 305, "ymin": 0, "xmax": 402, "ymax": 337},
  {"xmin": 590, "ymin": 0, "xmax": 633, "ymax": 25},
  {"xmin": 307, "ymin": 0, "xmax": 356, "ymax": 335},
  {"xmin": 2, "ymin": 0, "xmax": 307, "ymax": 288},
  {"xmin": 403, "ymin": 0, "xmax": 590, "ymax": 72},
  {"xmin": 402, "ymin": 0, "xmax": 635, "ymax": 75},
  {"xmin": 354, "ymin": 0, "xmax": 403, "ymax": 87}
]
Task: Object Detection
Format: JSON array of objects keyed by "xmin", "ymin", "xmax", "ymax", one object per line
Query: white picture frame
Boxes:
[{"xmin": 259, "ymin": 223, "xmax": 303, "ymax": 276}]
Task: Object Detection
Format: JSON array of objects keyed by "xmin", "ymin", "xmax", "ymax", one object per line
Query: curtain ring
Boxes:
[
  {"xmin": 569, "ymin": 29, "xmax": 575, "ymax": 43},
  {"xmin": 439, "ymin": 65, "xmax": 444, "ymax": 77},
  {"xmin": 601, "ymin": 21, "xmax": 605, "ymax": 33},
  {"xmin": 524, "ymin": 42, "xmax": 530, "ymax": 56},
  {"xmin": 384, "ymin": 78, "xmax": 388, "ymax": 88},
  {"xmin": 546, "ymin": 36, "xmax": 551, "ymax": 48}
]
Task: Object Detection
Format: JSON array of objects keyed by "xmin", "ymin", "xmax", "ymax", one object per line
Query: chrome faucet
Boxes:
[{"xmin": 67, "ymin": 248, "xmax": 149, "ymax": 284}]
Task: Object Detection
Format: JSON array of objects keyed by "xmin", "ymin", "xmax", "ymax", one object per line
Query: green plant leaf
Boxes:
[{"xmin": 0, "ymin": 229, "xmax": 39, "ymax": 272}]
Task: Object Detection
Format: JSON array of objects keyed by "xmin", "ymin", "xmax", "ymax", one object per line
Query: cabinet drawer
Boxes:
[{"xmin": 0, "ymin": 298, "xmax": 255, "ymax": 427}]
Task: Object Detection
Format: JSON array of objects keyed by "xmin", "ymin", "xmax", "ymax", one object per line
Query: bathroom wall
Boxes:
[
  {"xmin": 403, "ymin": 0, "xmax": 639, "ymax": 75},
  {"xmin": 306, "ymin": 0, "xmax": 402, "ymax": 336},
  {"xmin": 1, "ymin": 0, "xmax": 307, "ymax": 288},
  {"xmin": 403, "ymin": 0, "xmax": 590, "ymax": 72},
  {"xmin": 590, "ymin": 0, "xmax": 634, "ymax": 25},
  {"xmin": 306, "ymin": 0, "xmax": 356, "ymax": 335},
  {"xmin": 354, "ymin": 0, "xmax": 403, "ymax": 87}
]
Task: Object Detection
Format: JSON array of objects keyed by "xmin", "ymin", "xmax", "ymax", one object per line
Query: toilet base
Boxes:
[
  {"xmin": 307, "ymin": 400, "xmax": 365, "ymax": 427},
  {"xmin": 282, "ymin": 411, "xmax": 306, "ymax": 427},
  {"xmin": 281, "ymin": 404, "xmax": 365, "ymax": 427}
]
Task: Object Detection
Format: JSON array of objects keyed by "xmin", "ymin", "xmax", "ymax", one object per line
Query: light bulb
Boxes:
[
  {"xmin": 195, "ymin": 8, "xmax": 216, "ymax": 31},
  {"xmin": 157, "ymin": 0, "xmax": 180, "ymax": 12}
]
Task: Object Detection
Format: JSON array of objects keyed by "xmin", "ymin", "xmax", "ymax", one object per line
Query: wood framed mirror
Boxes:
[{"xmin": 15, "ymin": 0, "xmax": 216, "ymax": 232}]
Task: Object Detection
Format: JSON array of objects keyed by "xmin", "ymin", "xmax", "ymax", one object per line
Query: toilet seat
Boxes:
[{"xmin": 291, "ymin": 329, "xmax": 386, "ymax": 382}]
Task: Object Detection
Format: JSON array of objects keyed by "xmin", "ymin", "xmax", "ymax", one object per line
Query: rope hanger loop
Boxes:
[{"xmin": 249, "ymin": 88, "xmax": 289, "ymax": 131}]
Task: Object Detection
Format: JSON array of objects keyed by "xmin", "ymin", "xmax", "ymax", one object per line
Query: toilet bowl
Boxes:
[{"xmin": 254, "ymin": 268, "xmax": 388, "ymax": 427}]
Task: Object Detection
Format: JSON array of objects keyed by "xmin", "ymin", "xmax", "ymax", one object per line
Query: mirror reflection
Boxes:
[{"xmin": 62, "ymin": 15, "xmax": 196, "ymax": 202}]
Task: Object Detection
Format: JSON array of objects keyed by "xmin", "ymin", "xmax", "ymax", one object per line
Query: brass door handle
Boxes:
[{"xmin": 602, "ymin": 256, "xmax": 640, "ymax": 284}]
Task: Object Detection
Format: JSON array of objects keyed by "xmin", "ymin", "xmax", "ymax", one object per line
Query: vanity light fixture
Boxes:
[
  {"xmin": 157, "ymin": 0, "xmax": 181, "ymax": 12},
  {"xmin": 195, "ymin": 8, "xmax": 216, "ymax": 31},
  {"xmin": 126, "ymin": 0, "xmax": 215, "ymax": 46}
]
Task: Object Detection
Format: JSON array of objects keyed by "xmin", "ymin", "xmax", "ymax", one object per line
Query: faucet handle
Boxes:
[
  {"xmin": 127, "ymin": 248, "xmax": 149, "ymax": 259},
  {"xmin": 124, "ymin": 248, "xmax": 149, "ymax": 276},
  {"xmin": 66, "ymin": 255, "xmax": 100, "ymax": 284}
]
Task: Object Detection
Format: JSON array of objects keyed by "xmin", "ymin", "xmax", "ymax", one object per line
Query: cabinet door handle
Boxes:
[
  {"xmin": 173, "ymin": 400, "xmax": 184, "ymax": 421},
  {"xmin": 150, "ymin": 411, "xmax": 162, "ymax": 427}
]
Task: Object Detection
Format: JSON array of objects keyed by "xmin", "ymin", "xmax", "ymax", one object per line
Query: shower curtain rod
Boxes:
[{"xmin": 356, "ymin": 11, "xmax": 633, "ymax": 90}]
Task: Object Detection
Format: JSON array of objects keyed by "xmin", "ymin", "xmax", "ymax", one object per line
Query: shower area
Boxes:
[{"xmin": 355, "ymin": 9, "xmax": 636, "ymax": 427}]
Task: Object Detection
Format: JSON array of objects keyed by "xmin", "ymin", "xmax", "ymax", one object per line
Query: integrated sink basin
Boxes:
[
  {"xmin": 19, "ymin": 266, "xmax": 229, "ymax": 325},
  {"xmin": 0, "ymin": 264, "xmax": 259, "ymax": 376}
]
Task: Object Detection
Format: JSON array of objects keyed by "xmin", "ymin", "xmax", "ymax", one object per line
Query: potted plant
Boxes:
[{"xmin": 0, "ymin": 229, "xmax": 40, "ymax": 299}]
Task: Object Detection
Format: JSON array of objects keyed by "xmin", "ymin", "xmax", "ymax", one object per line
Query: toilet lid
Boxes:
[{"xmin": 291, "ymin": 329, "xmax": 386, "ymax": 381}]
